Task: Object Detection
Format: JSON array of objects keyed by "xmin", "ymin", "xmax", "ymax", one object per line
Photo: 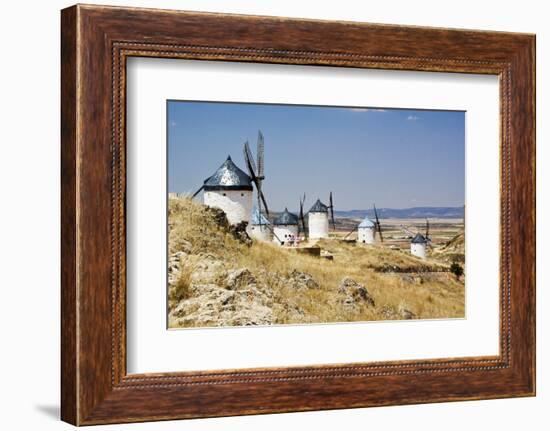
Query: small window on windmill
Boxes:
[
  {"xmin": 223, "ymin": 193, "xmax": 226, "ymax": 196},
  {"xmin": 241, "ymin": 193, "xmax": 244, "ymax": 197}
]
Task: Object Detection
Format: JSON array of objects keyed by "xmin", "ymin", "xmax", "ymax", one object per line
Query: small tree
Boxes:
[{"xmin": 450, "ymin": 262, "xmax": 464, "ymax": 280}]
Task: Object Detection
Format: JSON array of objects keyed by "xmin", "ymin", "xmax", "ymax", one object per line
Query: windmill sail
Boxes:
[
  {"xmin": 243, "ymin": 140, "xmax": 257, "ymax": 178},
  {"xmin": 425, "ymin": 219, "xmax": 432, "ymax": 249},
  {"xmin": 257, "ymin": 131, "xmax": 264, "ymax": 180},
  {"xmin": 299, "ymin": 193, "xmax": 308, "ymax": 240},
  {"xmin": 191, "ymin": 185, "xmax": 203, "ymax": 198},
  {"xmin": 425, "ymin": 219, "xmax": 430, "ymax": 239},
  {"xmin": 243, "ymin": 132, "xmax": 270, "ymax": 221},
  {"xmin": 328, "ymin": 191, "xmax": 336, "ymax": 230},
  {"xmin": 400, "ymin": 225, "xmax": 415, "ymax": 237},
  {"xmin": 373, "ymin": 204, "xmax": 384, "ymax": 242},
  {"xmin": 344, "ymin": 225, "xmax": 357, "ymax": 239}
]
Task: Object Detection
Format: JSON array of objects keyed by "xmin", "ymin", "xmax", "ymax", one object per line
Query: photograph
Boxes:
[{"xmin": 167, "ymin": 101, "xmax": 466, "ymax": 329}]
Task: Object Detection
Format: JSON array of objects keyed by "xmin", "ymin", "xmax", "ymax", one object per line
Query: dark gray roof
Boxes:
[
  {"xmin": 309, "ymin": 198, "xmax": 328, "ymax": 213},
  {"xmin": 411, "ymin": 233, "xmax": 427, "ymax": 244},
  {"xmin": 273, "ymin": 208, "xmax": 299, "ymax": 225},
  {"xmin": 203, "ymin": 156, "xmax": 253, "ymax": 191}
]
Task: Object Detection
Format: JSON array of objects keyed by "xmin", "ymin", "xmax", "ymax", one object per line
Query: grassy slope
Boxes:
[{"xmin": 169, "ymin": 197, "xmax": 465, "ymax": 327}]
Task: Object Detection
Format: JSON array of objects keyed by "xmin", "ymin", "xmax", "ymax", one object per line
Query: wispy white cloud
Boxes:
[
  {"xmin": 348, "ymin": 108, "xmax": 387, "ymax": 113},
  {"xmin": 407, "ymin": 115, "xmax": 420, "ymax": 121},
  {"xmin": 170, "ymin": 121, "xmax": 178, "ymax": 126}
]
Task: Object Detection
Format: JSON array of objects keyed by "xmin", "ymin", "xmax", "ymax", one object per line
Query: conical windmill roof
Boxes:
[
  {"xmin": 411, "ymin": 233, "xmax": 427, "ymax": 244},
  {"xmin": 358, "ymin": 217, "xmax": 375, "ymax": 228},
  {"xmin": 309, "ymin": 198, "xmax": 328, "ymax": 213},
  {"xmin": 273, "ymin": 208, "xmax": 299, "ymax": 226},
  {"xmin": 251, "ymin": 207, "xmax": 270, "ymax": 225},
  {"xmin": 203, "ymin": 156, "xmax": 253, "ymax": 191}
]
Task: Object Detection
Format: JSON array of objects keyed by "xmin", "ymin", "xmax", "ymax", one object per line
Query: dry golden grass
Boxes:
[
  {"xmin": 169, "ymin": 196, "xmax": 465, "ymax": 325},
  {"xmin": 168, "ymin": 260, "xmax": 194, "ymax": 309}
]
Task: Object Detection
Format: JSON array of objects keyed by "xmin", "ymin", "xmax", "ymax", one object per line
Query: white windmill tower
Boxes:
[
  {"xmin": 308, "ymin": 197, "xmax": 329, "ymax": 239},
  {"xmin": 357, "ymin": 218, "xmax": 375, "ymax": 243},
  {"xmin": 192, "ymin": 155, "xmax": 253, "ymax": 225},
  {"xmin": 403, "ymin": 219, "xmax": 431, "ymax": 259},
  {"xmin": 305, "ymin": 192, "xmax": 335, "ymax": 239},
  {"xmin": 273, "ymin": 208, "xmax": 299, "ymax": 246}
]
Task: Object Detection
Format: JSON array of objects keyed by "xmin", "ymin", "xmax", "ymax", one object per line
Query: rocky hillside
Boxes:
[
  {"xmin": 432, "ymin": 232, "xmax": 465, "ymax": 263},
  {"xmin": 168, "ymin": 197, "xmax": 465, "ymax": 328}
]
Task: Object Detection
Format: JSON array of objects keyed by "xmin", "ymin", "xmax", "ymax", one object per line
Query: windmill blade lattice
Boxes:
[
  {"xmin": 257, "ymin": 131, "xmax": 265, "ymax": 179},
  {"xmin": 243, "ymin": 141, "xmax": 257, "ymax": 177},
  {"xmin": 243, "ymin": 132, "xmax": 270, "ymax": 219}
]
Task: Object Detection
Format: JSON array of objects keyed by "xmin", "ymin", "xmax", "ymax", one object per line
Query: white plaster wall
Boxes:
[
  {"xmin": 273, "ymin": 225, "xmax": 299, "ymax": 245},
  {"xmin": 411, "ymin": 243, "xmax": 427, "ymax": 259},
  {"xmin": 203, "ymin": 190, "xmax": 252, "ymax": 225},
  {"xmin": 358, "ymin": 227, "xmax": 375, "ymax": 244},
  {"xmin": 247, "ymin": 224, "xmax": 272, "ymax": 242},
  {"xmin": 308, "ymin": 212, "xmax": 329, "ymax": 239}
]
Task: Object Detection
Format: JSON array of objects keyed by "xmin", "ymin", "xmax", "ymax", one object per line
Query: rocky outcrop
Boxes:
[
  {"xmin": 168, "ymin": 250, "xmax": 188, "ymax": 285},
  {"xmin": 228, "ymin": 221, "xmax": 253, "ymax": 246},
  {"xmin": 399, "ymin": 307, "xmax": 416, "ymax": 320},
  {"xmin": 190, "ymin": 253, "xmax": 226, "ymax": 284},
  {"xmin": 338, "ymin": 277, "xmax": 375, "ymax": 311},
  {"xmin": 169, "ymin": 282, "xmax": 274, "ymax": 327},
  {"xmin": 205, "ymin": 206, "xmax": 252, "ymax": 246},
  {"xmin": 169, "ymin": 256, "xmax": 275, "ymax": 327},
  {"xmin": 286, "ymin": 269, "xmax": 320, "ymax": 290},
  {"xmin": 378, "ymin": 304, "xmax": 416, "ymax": 320},
  {"xmin": 205, "ymin": 206, "xmax": 229, "ymax": 230},
  {"xmin": 225, "ymin": 268, "xmax": 256, "ymax": 289}
]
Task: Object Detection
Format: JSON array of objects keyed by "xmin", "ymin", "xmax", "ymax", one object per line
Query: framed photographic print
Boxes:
[{"xmin": 61, "ymin": 4, "xmax": 535, "ymax": 425}]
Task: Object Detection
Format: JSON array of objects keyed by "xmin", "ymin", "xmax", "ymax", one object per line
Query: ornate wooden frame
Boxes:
[{"xmin": 61, "ymin": 4, "xmax": 535, "ymax": 425}]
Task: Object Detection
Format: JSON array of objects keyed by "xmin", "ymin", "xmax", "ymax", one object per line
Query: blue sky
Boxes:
[{"xmin": 168, "ymin": 101, "xmax": 465, "ymax": 211}]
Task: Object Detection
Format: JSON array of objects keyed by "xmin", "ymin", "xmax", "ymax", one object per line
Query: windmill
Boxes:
[
  {"xmin": 409, "ymin": 219, "xmax": 431, "ymax": 259},
  {"xmin": 402, "ymin": 220, "xmax": 431, "ymax": 243},
  {"xmin": 307, "ymin": 193, "xmax": 334, "ymax": 239},
  {"xmin": 190, "ymin": 155, "xmax": 254, "ymax": 225},
  {"xmin": 344, "ymin": 204, "xmax": 383, "ymax": 244},
  {"xmin": 299, "ymin": 193, "xmax": 308, "ymax": 241},
  {"xmin": 243, "ymin": 131, "xmax": 269, "ymax": 224}
]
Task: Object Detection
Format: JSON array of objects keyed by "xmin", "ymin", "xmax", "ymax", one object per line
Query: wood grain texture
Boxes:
[
  {"xmin": 60, "ymin": 4, "xmax": 536, "ymax": 425},
  {"xmin": 60, "ymin": 5, "xmax": 78, "ymax": 425}
]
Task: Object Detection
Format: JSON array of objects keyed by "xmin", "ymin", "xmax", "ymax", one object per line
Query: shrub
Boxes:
[
  {"xmin": 169, "ymin": 264, "xmax": 193, "ymax": 305},
  {"xmin": 450, "ymin": 262, "xmax": 464, "ymax": 280}
]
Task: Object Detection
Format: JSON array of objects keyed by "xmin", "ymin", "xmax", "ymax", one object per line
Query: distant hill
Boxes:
[{"xmin": 334, "ymin": 206, "xmax": 465, "ymax": 219}]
